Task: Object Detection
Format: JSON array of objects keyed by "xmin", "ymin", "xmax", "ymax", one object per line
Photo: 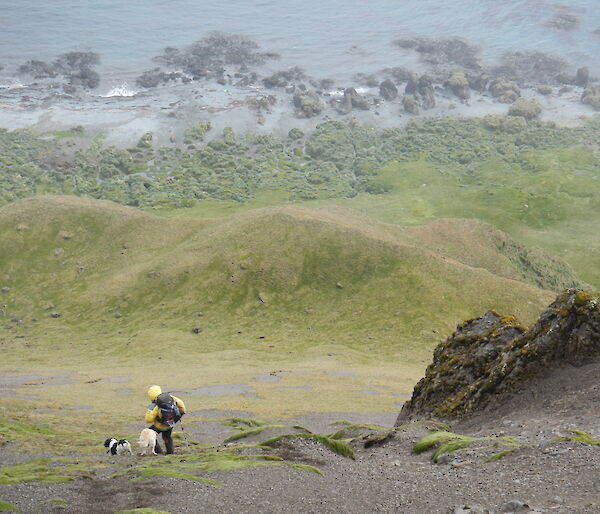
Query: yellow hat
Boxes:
[{"xmin": 147, "ymin": 385, "xmax": 162, "ymax": 401}]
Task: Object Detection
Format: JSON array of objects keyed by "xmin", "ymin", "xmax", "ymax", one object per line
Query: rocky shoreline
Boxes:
[{"xmin": 1, "ymin": 33, "xmax": 599, "ymax": 142}]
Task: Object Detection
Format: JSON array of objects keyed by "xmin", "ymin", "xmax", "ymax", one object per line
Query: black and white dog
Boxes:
[{"xmin": 104, "ymin": 438, "xmax": 133, "ymax": 455}]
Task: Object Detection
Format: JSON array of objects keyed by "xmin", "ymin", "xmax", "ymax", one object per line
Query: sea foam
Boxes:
[{"xmin": 101, "ymin": 82, "xmax": 139, "ymax": 98}]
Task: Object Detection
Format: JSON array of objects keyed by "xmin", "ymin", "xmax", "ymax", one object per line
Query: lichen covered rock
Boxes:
[
  {"xmin": 508, "ymin": 98, "xmax": 542, "ymax": 120},
  {"xmin": 397, "ymin": 289, "xmax": 600, "ymax": 422},
  {"xmin": 379, "ymin": 79, "xmax": 398, "ymax": 101},
  {"xmin": 582, "ymin": 85, "xmax": 600, "ymax": 110},
  {"xmin": 293, "ymin": 89, "xmax": 323, "ymax": 118},
  {"xmin": 489, "ymin": 77, "xmax": 520, "ymax": 103},
  {"xmin": 445, "ymin": 69, "xmax": 470, "ymax": 100}
]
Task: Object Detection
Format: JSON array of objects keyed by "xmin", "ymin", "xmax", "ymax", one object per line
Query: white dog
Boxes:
[
  {"xmin": 138, "ymin": 428, "xmax": 158, "ymax": 456},
  {"xmin": 104, "ymin": 438, "xmax": 133, "ymax": 455}
]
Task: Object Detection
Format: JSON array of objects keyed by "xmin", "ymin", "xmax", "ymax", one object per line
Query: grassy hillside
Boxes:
[{"xmin": 0, "ymin": 195, "xmax": 575, "ymax": 415}]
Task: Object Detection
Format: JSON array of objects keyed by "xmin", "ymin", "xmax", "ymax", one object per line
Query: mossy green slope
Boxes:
[{"xmin": 0, "ymin": 196, "xmax": 563, "ymax": 365}]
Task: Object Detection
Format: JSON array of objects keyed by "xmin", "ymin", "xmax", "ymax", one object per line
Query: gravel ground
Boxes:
[{"xmin": 2, "ymin": 362, "xmax": 600, "ymax": 513}]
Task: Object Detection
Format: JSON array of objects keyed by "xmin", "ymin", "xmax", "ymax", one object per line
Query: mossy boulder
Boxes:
[
  {"xmin": 581, "ymin": 85, "xmax": 600, "ymax": 110},
  {"xmin": 402, "ymin": 95, "xmax": 420, "ymax": 115},
  {"xmin": 489, "ymin": 77, "xmax": 520, "ymax": 103},
  {"xmin": 293, "ymin": 90, "xmax": 323, "ymax": 118},
  {"xmin": 332, "ymin": 88, "xmax": 370, "ymax": 114},
  {"xmin": 445, "ymin": 70, "xmax": 470, "ymax": 100},
  {"xmin": 379, "ymin": 79, "xmax": 398, "ymax": 100},
  {"xmin": 508, "ymin": 98, "xmax": 542, "ymax": 120},
  {"xmin": 397, "ymin": 289, "xmax": 600, "ymax": 422},
  {"xmin": 417, "ymin": 75, "xmax": 436, "ymax": 109}
]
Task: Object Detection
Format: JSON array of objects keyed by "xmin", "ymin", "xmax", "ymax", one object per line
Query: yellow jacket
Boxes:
[{"xmin": 145, "ymin": 385, "xmax": 187, "ymax": 431}]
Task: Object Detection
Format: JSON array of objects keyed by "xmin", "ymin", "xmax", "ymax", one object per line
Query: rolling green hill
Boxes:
[{"xmin": 0, "ymin": 195, "xmax": 586, "ymax": 414}]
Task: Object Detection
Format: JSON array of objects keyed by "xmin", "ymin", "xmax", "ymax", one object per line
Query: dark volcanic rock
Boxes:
[
  {"xmin": 393, "ymin": 36, "xmax": 481, "ymax": 70},
  {"xmin": 582, "ymin": 85, "xmax": 600, "ymax": 109},
  {"xmin": 546, "ymin": 12, "xmax": 580, "ymax": 31},
  {"xmin": 262, "ymin": 67, "xmax": 307, "ymax": 89},
  {"xmin": 379, "ymin": 79, "xmax": 398, "ymax": 100},
  {"xmin": 576, "ymin": 66, "xmax": 590, "ymax": 88},
  {"xmin": 293, "ymin": 90, "xmax": 323, "ymax": 118},
  {"xmin": 445, "ymin": 69, "xmax": 470, "ymax": 100},
  {"xmin": 493, "ymin": 51, "xmax": 569, "ymax": 86},
  {"xmin": 417, "ymin": 75, "xmax": 435, "ymax": 109},
  {"xmin": 401, "ymin": 95, "xmax": 420, "ymax": 114},
  {"xmin": 397, "ymin": 290, "xmax": 600, "ymax": 423},
  {"xmin": 489, "ymin": 77, "xmax": 520, "ymax": 103}
]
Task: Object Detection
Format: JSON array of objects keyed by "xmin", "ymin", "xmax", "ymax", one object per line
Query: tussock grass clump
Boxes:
[
  {"xmin": 0, "ymin": 458, "xmax": 101, "ymax": 484},
  {"xmin": 261, "ymin": 433, "xmax": 356, "ymax": 459},
  {"xmin": 413, "ymin": 430, "xmax": 522, "ymax": 463},
  {"xmin": 553, "ymin": 429, "xmax": 600, "ymax": 446},
  {"xmin": 486, "ymin": 449, "xmax": 516, "ymax": 462},
  {"xmin": 0, "ymin": 499, "xmax": 20, "ymax": 512},
  {"xmin": 113, "ymin": 442, "xmax": 323, "ymax": 486}
]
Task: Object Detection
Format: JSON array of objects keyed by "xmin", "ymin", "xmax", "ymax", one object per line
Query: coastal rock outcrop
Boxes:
[
  {"xmin": 397, "ymin": 290, "xmax": 600, "ymax": 423},
  {"xmin": 404, "ymin": 74, "xmax": 435, "ymax": 110},
  {"xmin": 581, "ymin": 85, "xmax": 600, "ymax": 110},
  {"xmin": 379, "ymin": 79, "xmax": 398, "ymax": 100},
  {"xmin": 445, "ymin": 70, "xmax": 470, "ymax": 100},
  {"xmin": 489, "ymin": 77, "xmax": 520, "ymax": 103},
  {"xmin": 331, "ymin": 88, "xmax": 370, "ymax": 114},
  {"xmin": 293, "ymin": 89, "xmax": 323, "ymax": 118}
]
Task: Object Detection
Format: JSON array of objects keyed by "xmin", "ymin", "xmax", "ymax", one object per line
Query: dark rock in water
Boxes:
[
  {"xmin": 137, "ymin": 69, "xmax": 185, "ymax": 88},
  {"xmin": 508, "ymin": 98, "xmax": 542, "ymax": 120},
  {"xmin": 582, "ymin": 85, "xmax": 600, "ymax": 109},
  {"xmin": 332, "ymin": 92, "xmax": 352, "ymax": 115},
  {"xmin": 262, "ymin": 67, "xmax": 306, "ymax": 89},
  {"xmin": 18, "ymin": 51, "xmax": 101, "ymax": 89},
  {"xmin": 489, "ymin": 77, "xmax": 520, "ymax": 103},
  {"xmin": 493, "ymin": 51, "xmax": 569, "ymax": 86},
  {"xmin": 383, "ymin": 67, "xmax": 414, "ymax": 83},
  {"xmin": 330, "ymin": 88, "xmax": 369, "ymax": 114},
  {"xmin": 467, "ymin": 72, "xmax": 489, "ymax": 93},
  {"xmin": 594, "ymin": 27, "xmax": 600, "ymax": 36},
  {"xmin": 392, "ymin": 36, "xmax": 481, "ymax": 70},
  {"xmin": 344, "ymin": 88, "xmax": 369, "ymax": 110},
  {"xmin": 445, "ymin": 69, "xmax": 470, "ymax": 100},
  {"xmin": 153, "ymin": 32, "xmax": 279, "ymax": 81},
  {"xmin": 396, "ymin": 290, "xmax": 600, "ymax": 423},
  {"xmin": 417, "ymin": 75, "xmax": 435, "ymax": 109},
  {"xmin": 379, "ymin": 79, "xmax": 398, "ymax": 100},
  {"xmin": 537, "ymin": 85, "xmax": 553, "ymax": 95},
  {"xmin": 293, "ymin": 90, "xmax": 323, "ymax": 118},
  {"xmin": 576, "ymin": 66, "xmax": 590, "ymax": 88},
  {"xmin": 546, "ymin": 12, "xmax": 580, "ymax": 31},
  {"xmin": 404, "ymin": 72, "xmax": 418, "ymax": 95},
  {"xmin": 401, "ymin": 95, "xmax": 420, "ymax": 114}
]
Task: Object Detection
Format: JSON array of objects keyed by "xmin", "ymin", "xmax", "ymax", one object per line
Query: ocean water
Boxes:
[{"xmin": 1, "ymin": 0, "xmax": 598, "ymax": 85}]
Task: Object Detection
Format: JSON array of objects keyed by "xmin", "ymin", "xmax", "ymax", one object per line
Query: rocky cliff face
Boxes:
[{"xmin": 397, "ymin": 289, "xmax": 600, "ymax": 423}]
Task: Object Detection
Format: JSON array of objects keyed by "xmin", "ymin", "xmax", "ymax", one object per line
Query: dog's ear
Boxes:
[{"xmin": 104, "ymin": 439, "xmax": 112, "ymax": 447}]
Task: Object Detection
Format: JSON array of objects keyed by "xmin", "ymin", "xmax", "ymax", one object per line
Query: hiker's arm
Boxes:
[
  {"xmin": 145, "ymin": 405, "xmax": 159, "ymax": 424},
  {"xmin": 174, "ymin": 396, "xmax": 186, "ymax": 415}
]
